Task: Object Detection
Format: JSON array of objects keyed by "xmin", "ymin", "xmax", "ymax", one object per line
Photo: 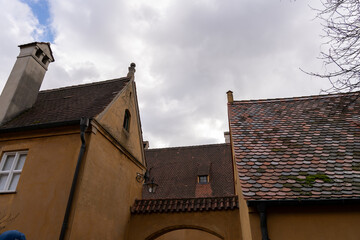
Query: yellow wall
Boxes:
[
  {"xmin": 264, "ymin": 205, "xmax": 360, "ymax": 240},
  {"xmin": 0, "ymin": 126, "xmax": 81, "ymax": 239},
  {"xmin": 96, "ymin": 80, "xmax": 145, "ymax": 165},
  {"xmin": 156, "ymin": 229, "xmax": 222, "ymax": 240},
  {"xmin": 65, "ymin": 123, "xmax": 145, "ymax": 240},
  {"xmin": 127, "ymin": 210, "xmax": 242, "ymax": 240}
]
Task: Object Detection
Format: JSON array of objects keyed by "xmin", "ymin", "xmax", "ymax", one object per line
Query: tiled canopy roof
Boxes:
[
  {"xmin": 143, "ymin": 144, "xmax": 234, "ymax": 199},
  {"xmin": 0, "ymin": 78, "xmax": 130, "ymax": 130},
  {"xmin": 228, "ymin": 91, "xmax": 360, "ymax": 201},
  {"xmin": 131, "ymin": 196, "xmax": 238, "ymax": 214}
]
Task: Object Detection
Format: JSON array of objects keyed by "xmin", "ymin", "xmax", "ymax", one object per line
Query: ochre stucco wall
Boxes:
[
  {"xmin": 96, "ymin": 80, "xmax": 145, "ymax": 165},
  {"xmin": 65, "ymin": 123, "xmax": 145, "ymax": 240},
  {"xmin": 127, "ymin": 210, "xmax": 241, "ymax": 240},
  {"xmin": 0, "ymin": 127, "xmax": 81, "ymax": 239},
  {"xmin": 156, "ymin": 229, "xmax": 222, "ymax": 240},
  {"xmin": 263, "ymin": 205, "xmax": 360, "ymax": 240}
]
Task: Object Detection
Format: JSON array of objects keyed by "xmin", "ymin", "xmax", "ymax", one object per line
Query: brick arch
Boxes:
[{"xmin": 145, "ymin": 225, "xmax": 224, "ymax": 240}]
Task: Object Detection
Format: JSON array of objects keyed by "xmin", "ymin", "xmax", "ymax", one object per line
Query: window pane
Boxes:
[
  {"xmin": 0, "ymin": 174, "xmax": 9, "ymax": 190},
  {"xmin": 15, "ymin": 154, "xmax": 27, "ymax": 170},
  {"xmin": 9, "ymin": 173, "xmax": 20, "ymax": 191},
  {"xmin": 2, "ymin": 155, "xmax": 15, "ymax": 171},
  {"xmin": 199, "ymin": 175, "xmax": 208, "ymax": 184}
]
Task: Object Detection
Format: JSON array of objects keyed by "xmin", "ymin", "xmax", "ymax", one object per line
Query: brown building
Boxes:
[{"xmin": 1, "ymin": 42, "xmax": 360, "ymax": 240}]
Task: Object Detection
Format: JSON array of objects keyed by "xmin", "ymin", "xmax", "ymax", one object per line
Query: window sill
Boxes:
[{"xmin": 0, "ymin": 191, "xmax": 16, "ymax": 194}]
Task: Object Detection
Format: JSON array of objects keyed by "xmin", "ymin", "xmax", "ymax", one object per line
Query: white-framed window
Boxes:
[{"xmin": 0, "ymin": 151, "xmax": 27, "ymax": 192}]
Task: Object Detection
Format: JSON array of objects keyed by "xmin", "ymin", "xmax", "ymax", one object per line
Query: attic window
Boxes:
[
  {"xmin": 123, "ymin": 109, "xmax": 131, "ymax": 132},
  {"xmin": 198, "ymin": 175, "xmax": 209, "ymax": 184}
]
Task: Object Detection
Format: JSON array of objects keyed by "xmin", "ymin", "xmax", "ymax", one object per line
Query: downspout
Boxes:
[
  {"xmin": 59, "ymin": 117, "xmax": 89, "ymax": 240},
  {"xmin": 257, "ymin": 203, "xmax": 270, "ymax": 240}
]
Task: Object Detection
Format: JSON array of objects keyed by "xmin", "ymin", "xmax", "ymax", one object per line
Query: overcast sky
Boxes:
[{"xmin": 0, "ymin": 0, "xmax": 333, "ymax": 148}]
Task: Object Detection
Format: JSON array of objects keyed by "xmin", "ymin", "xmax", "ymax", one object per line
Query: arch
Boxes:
[{"xmin": 145, "ymin": 225, "xmax": 224, "ymax": 240}]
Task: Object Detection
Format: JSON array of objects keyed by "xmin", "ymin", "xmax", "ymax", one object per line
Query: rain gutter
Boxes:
[{"xmin": 59, "ymin": 117, "xmax": 89, "ymax": 240}]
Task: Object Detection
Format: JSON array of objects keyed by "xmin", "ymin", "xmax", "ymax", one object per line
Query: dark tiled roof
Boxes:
[
  {"xmin": 142, "ymin": 144, "xmax": 234, "ymax": 199},
  {"xmin": 131, "ymin": 196, "xmax": 238, "ymax": 214},
  {"xmin": 0, "ymin": 78, "xmax": 130, "ymax": 130},
  {"xmin": 228, "ymin": 91, "xmax": 360, "ymax": 201}
]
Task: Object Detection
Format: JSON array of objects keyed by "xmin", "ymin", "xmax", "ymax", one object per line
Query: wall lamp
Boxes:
[{"xmin": 136, "ymin": 170, "xmax": 158, "ymax": 193}]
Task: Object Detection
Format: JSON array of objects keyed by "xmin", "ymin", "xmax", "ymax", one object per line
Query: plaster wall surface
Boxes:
[
  {"xmin": 0, "ymin": 127, "xmax": 81, "ymax": 239},
  {"xmin": 156, "ymin": 229, "xmax": 222, "ymax": 240},
  {"xmin": 264, "ymin": 205, "xmax": 360, "ymax": 240},
  {"xmin": 96, "ymin": 80, "xmax": 144, "ymax": 165},
  {"xmin": 66, "ymin": 124, "xmax": 144, "ymax": 240},
  {"xmin": 127, "ymin": 210, "xmax": 241, "ymax": 240}
]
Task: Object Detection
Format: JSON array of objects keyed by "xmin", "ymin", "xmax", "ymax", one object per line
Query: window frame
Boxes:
[
  {"xmin": 123, "ymin": 109, "xmax": 131, "ymax": 132},
  {"xmin": 0, "ymin": 151, "xmax": 28, "ymax": 193},
  {"xmin": 198, "ymin": 175, "xmax": 209, "ymax": 184}
]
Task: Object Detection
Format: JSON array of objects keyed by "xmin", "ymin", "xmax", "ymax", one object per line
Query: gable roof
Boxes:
[
  {"xmin": 228, "ymin": 91, "xmax": 360, "ymax": 201},
  {"xmin": 0, "ymin": 77, "xmax": 130, "ymax": 131},
  {"xmin": 142, "ymin": 143, "xmax": 235, "ymax": 199}
]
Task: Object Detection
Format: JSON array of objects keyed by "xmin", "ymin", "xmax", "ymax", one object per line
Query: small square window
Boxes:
[
  {"xmin": 198, "ymin": 175, "xmax": 208, "ymax": 184},
  {"xmin": 0, "ymin": 151, "xmax": 27, "ymax": 192}
]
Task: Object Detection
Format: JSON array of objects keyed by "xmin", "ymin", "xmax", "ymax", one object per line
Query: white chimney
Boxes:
[
  {"xmin": 224, "ymin": 131, "xmax": 230, "ymax": 143},
  {"xmin": 0, "ymin": 42, "xmax": 54, "ymax": 124}
]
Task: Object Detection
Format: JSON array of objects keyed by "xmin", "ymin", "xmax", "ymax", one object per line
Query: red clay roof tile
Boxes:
[
  {"xmin": 229, "ymin": 91, "xmax": 360, "ymax": 201},
  {"xmin": 131, "ymin": 196, "xmax": 238, "ymax": 214}
]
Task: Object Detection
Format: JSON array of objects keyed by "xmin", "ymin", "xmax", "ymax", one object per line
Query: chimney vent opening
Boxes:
[
  {"xmin": 42, "ymin": 56, "xmax": 49, "ymax": 65},
  {"xmin": 35, "ymin": 48, "xmax": 43, "ymax": 58}
]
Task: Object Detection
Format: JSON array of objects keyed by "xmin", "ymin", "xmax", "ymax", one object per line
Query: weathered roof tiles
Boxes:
[
  {"xmin": 0, "ymin": 77, "xmax": 130, "ymax": 130},
  {"xmin": 228, "ymin": 91, "xmax": 360, "ymax": 201},
  {"xmin": 131, "ymin": 196, "xmax": 239, "ymax": 214}
]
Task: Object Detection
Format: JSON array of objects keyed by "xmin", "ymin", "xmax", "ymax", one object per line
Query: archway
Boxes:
[
  {"xmin": 155, "ymin": 229, "xmax": 222, "ymax": 240},
  {"xmin": 146, "ymin": 225, "xmax": 224, "ymax": 240}
]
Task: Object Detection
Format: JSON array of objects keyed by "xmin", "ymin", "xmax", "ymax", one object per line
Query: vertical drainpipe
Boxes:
[
  {"xmin": 257, "ymin": 203, "xmax": 270, "ymax": 240},
  {"xmin": 59, "ymin": 117, "xmax": 89, "ymax": 240}
]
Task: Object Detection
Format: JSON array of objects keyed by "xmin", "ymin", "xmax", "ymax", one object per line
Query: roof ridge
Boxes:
[
  {"xmin": 39, "ymin": 77, "xmax": 130, "ymax": 93},
  {"xmin": 146, "ymin": 143, "xmax": 230, "ymax": 151},
  {"xmin": 232, "ymin": 90, "xmax": 360, "ymax": 104}
]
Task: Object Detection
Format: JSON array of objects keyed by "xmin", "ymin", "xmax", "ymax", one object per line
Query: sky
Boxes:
[{"xmin": 0, "ymin": 0, "xmax": 333, "ymax": 148}]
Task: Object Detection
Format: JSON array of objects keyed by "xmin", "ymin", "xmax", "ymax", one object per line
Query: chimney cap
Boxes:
[
  {"xmin": 226, "ymin": 90, "xmax": 234, "ymax": 104},
  {"xmin": 18, "ymin": 42, "xmax": 55, "ymax": 62}
]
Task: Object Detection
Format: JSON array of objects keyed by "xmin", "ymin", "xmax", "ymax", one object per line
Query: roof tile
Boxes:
[{"xmin": 229, "ymin": 91, "xmax": 360, "ymax": 201}]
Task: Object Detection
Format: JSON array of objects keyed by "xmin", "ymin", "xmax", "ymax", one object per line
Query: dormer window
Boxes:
[
  {"xmin": 198, "ymin": 175, "xmax": 209, "ymax": 184},
  {"xmin": 123, "ymin": 109, "xmax": 131, "ymax": 132}
]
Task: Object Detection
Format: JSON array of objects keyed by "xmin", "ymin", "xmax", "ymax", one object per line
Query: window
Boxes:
[
  {"xmin": 198, "ymin": 175, "xmax": 209, "ymax": 184},
  {"xmin": 123, "ymin": 109, "xmax": 131, "ymax": 132},
  {"xmin": 0, "ymin": 151, "xmax": 27, "ymax": 192}
]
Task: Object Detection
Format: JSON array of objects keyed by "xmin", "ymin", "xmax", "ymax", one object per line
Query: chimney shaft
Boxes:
[
  {"xmin": 0, "ymin": 42, "xmax": 54, "ymax": 124},
  {"xmin": 227, "ymin": 90, "xmax": 233, "ymax": 104},
  {"xmin": 224, "ymin": 131, "xmax": 230, "ymax": 143}
]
